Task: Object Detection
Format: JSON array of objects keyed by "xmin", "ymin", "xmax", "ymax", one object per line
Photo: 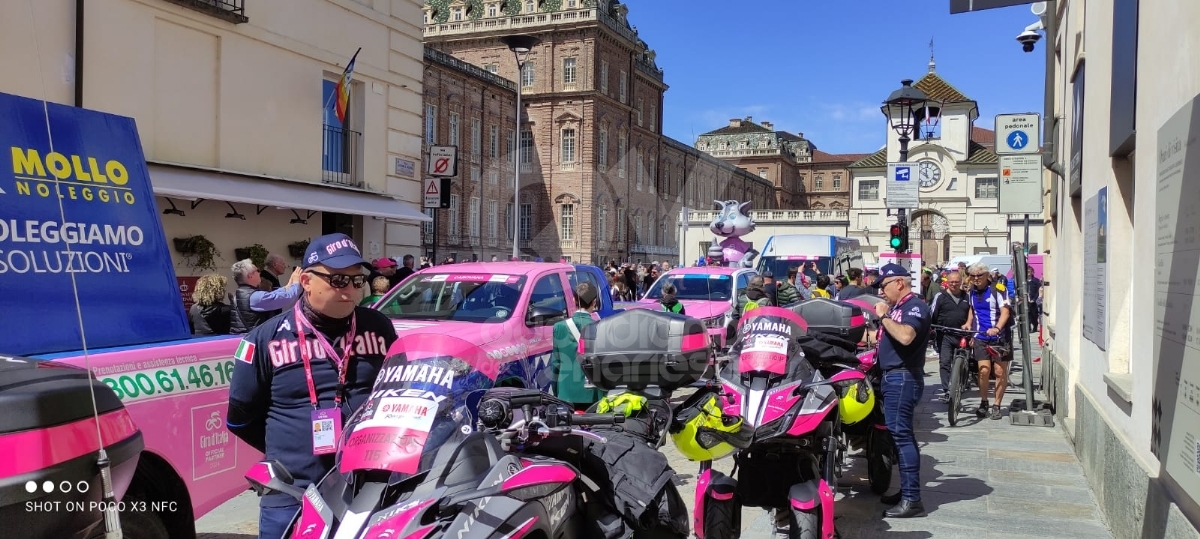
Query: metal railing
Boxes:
[
  {"xmin": 162, "ymin": 0, "xmax": 248, "ymax": 24},
  {"xmin": 322, "ymin": 124, "xmax": 363, "ymax": 189}
]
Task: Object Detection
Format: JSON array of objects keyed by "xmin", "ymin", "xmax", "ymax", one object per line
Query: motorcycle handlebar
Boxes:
[{"xmin": 566, "ymin": 413, "xmax": 625, "ymax": 427}]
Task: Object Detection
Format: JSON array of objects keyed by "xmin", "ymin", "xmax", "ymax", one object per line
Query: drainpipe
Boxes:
[
  {"xmin": 74, "ymin": 0, "xmax": 84, "ymax": 107},
  {"xmin": 1043, "ymin": 0, "xmax": 1065, "ymax": 178}
]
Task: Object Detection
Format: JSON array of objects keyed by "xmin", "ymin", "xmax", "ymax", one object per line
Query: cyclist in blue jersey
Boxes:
[{"xmin": 963, "ymin": 262, "xmax": 1013, "ymax": 420}]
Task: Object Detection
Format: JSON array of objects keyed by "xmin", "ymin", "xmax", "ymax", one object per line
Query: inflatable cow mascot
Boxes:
[{"xmin": 707, "ymin": 200, "xmax": 759, "ymax": 268}]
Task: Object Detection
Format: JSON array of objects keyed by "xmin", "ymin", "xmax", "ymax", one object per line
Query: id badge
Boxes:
[{"xmin": 311, "ymin": 408, "xmax": 343, "ymax": 455}]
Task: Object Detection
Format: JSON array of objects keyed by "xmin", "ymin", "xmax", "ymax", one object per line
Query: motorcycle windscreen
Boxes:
[{"xmin": 337, "ymin": 335, "xmax": 497, "ymax": 477}]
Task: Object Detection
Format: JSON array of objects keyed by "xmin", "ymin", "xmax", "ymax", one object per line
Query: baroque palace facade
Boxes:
[{"xmin": 421, "ymin": 0, "xmax": 775, "ymax": 264}]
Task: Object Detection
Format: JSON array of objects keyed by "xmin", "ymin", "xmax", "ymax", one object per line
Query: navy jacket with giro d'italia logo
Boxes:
[{"xmin": 226, "ymin": 306, "xmax": 397, "ymax": 507}]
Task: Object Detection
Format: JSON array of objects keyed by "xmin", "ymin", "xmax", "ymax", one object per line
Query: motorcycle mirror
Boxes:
[
  {"xmin": 441, "ymin": 463, "xmax": 578, "ymax": 509},
  {"xmin": 245, "ymin": 460, "xmax": 306, "ymax": 501}
]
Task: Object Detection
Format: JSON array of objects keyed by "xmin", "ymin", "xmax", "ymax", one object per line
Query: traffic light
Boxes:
[{"xmin": 889, "ymin": 223, "xmax": 909, "ymax": 252}]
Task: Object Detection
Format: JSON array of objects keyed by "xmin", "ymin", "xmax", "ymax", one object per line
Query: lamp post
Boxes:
[
  {"xmin": 881, "ymin": 79, "xmax": 929, "ymax": 242},
  {"xmin": 501, "ymin": 34, "xmax": 541, "ymax": 260}
]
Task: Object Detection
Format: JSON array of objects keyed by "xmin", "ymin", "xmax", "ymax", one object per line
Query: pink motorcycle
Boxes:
[{"xmin": 690, "ymin": 307, "xmax": 869, "ymax": 539}]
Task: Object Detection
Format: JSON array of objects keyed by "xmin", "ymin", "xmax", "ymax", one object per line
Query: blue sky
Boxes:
[{"xmin": 627, "ymin": 0, "xmax": 1047, "ymax": 155}]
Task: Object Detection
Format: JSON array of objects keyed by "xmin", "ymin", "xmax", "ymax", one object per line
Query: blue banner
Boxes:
[{"xmin": 0, "ymin": 91, "xmax": 190, "ymax": 355}]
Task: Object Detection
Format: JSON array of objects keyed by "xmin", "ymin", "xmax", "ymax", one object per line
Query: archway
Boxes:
[{"xmin": 909, "ymin": 209, "xmax": 951, "ymax": 267}]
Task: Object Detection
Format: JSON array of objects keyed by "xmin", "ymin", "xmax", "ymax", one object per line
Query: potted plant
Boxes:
[
  {"xmin": 288, "ymin": 239, "xmax": 311, "ymax": 259},
  {"xmin": 174, "ymin": 235, "xmax": 220, "ymax": 272},
  {"xmin": 234, "ymin": 244, "xmax": 269, "ymax": 269}
]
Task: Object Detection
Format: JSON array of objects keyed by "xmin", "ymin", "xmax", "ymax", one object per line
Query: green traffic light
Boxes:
[{"xmin": 890, "ymin": 237, "xmax": 902, "ymax": 248}]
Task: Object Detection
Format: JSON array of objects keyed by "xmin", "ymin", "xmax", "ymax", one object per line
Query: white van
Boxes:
[{"xmin": 946, "ymin": 254, "xmax": 1012, "ymax": 275}]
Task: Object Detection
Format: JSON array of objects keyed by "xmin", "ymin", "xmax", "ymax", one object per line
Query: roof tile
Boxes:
[
  {"xmin": 848, "ymin": 148, "xmax": 887, "ymax": 169},
  {"xmin": 914, "ymin": 72, "xmax": 972, "ymax": 104},
  {"xmin": 812, "ymin": 150, "xmax": 871, "ymax": 164}
]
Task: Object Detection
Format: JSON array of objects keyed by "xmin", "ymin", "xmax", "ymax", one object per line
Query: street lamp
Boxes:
[
  {"xmin": 501, "ymin": 34, "xmax": 541, "ymax": 261},
  {"xmin": 881, "ymin": 79, "xmax": 928, "ymax": 241}
]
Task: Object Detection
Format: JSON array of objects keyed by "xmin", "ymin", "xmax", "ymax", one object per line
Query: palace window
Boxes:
[
  {"xmin": 521, "ymin": 61, "xmax": 535, "ymax": 87},
  {"xmin": 560, "ymin": 204, "xmax": 575, "ymax": 241},
  {"xmin": 598, "ymin": 127, "xmax": 608, "ymax": 166},
  {"xmin": 975, "ymin": 177, "xmax": 999, "ymax": 199},
  {"xmin": 563, "ymin": 58, "xmax": 577, "ymax": 85},
  {"xmin": 489, "ymin": 125, "xmax": 499, "ymax": 158},
  {"xmin": 833, "ymin": 173, "xmax": 842, "ymax": 189},
  {"xmin": 600, "ymin": 60, "xmax": 609, "ymax": 93},
  {"xmin": 448, "ymin": 113, "xmax": 460, "ymax": 147},
  {"xmin": 858, "ymin": 180, "xmax": 879, "ymax": 200},
  {"xmin": 424, "ymin": 105, "xmax": 437, "ymax": 144},
  {"xmin": 619, "ymin": 71, "xmax": 627, "ymax": 103},
  {"xmin": 561, "ymin": 128, "xmax": 576, "ymax": 163}
]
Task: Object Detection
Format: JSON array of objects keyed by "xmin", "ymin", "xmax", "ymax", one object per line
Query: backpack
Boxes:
[{"xmin": 743, "ymin": 299, "xmax": 761, "ymax": 313}]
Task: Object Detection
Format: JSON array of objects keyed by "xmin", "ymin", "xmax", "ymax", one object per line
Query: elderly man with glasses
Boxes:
[
  {"xmin": 226, "ymin": 233, "xmax": 398, "ymax": 539},
  {"xmin": 871, "ymin": 263, "xmax": 932, "ymax": 518},
  {"xmin": 929, "ymin": 271, "xmax": 972, "ymax": 403}
]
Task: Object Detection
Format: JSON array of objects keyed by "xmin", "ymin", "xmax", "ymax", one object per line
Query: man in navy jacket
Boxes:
[{"xmin": 227, "ymin": 233, "xmax": 397, "ymax": 539}]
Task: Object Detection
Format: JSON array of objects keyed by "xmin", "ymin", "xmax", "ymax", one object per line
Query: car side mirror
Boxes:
[{"xmin": 527, "ymin": 306, "xmax": 567, "ymax": 326}]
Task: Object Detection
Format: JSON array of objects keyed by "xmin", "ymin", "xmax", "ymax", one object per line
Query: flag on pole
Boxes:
[{"xmin": 334, "ymin": 48, "xmax": 362, "ymax": 124}]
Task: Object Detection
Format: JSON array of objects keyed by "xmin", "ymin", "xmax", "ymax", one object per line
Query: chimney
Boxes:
[
  {"xmin": 729, "ymin": 118, "xmax": 742, "ymax": 127},
  {"xmin": 745, "ymin": 116, "xmax": 753, "ymax": 123},
  {"xmin": 762, "ymin": 121, "xmax": 773, "ymax": 130}
]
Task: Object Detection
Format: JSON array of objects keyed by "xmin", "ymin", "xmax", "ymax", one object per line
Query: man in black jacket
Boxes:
[
  {"xmin": 227, "ymin": 233, "xmax": 398, "ymax": 539},
  {"xmin": 929, "ymin": 272, "xmax": 971, "ymax": 402}
]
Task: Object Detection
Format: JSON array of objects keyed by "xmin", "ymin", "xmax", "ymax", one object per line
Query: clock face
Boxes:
[{"xmin": 917, "ymin": 161, "xmax": 942, "ymax": 188}]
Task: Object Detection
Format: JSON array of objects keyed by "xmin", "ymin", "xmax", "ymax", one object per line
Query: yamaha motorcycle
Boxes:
[
  {"xmin": 693, "ymin": 307, "xmax": 868, "ymax": 539},
  {"xmin": 243, "ymin": 334, "xmax": 652, "ymax": 539}
]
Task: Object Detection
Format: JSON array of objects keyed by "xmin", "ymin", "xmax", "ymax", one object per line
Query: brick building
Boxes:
[
  {"xmin": 798, "ymin": 150, "xmax": 870, "ymax": 210},
  {"xmin": 695, "ymin": 116, "xmax": 871, "ymax": 210},
  {"xmin": 421, "ymin": 47, "xmax": 520, "ymax": 263},
  {"xmin": 422, "ymin": 0, "xmax": 775, "ymax": 264}
]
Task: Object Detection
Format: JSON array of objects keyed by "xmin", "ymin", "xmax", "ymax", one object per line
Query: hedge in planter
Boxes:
[{"xmin": 234, "ymin": 244, "xmax": 269, "ymax": 268}]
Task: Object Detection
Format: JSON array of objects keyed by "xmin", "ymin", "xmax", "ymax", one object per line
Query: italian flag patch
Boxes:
[{"xmin": 234, "ymin": 340, "xmax": 255, "ymax": 364}]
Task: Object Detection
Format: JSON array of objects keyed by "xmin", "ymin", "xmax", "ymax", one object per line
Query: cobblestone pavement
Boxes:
[{"xmin": 198, "ymin": 339, "xmax": 1112, "ymax": 539}]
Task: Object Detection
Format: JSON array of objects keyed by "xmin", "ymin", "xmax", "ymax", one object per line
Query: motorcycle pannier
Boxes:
[
  {"xmin": 791, "ymin": 298, "xmax": 866, "ymax": 344},
  {"xmin": 579, "ymin": 309, "xmax": 710, "ymax": 391}
]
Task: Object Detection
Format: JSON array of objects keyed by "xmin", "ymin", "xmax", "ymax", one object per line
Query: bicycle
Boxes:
[{"xmin": 931, "ymin": 325, "xmax": 978, "ymax": 426}]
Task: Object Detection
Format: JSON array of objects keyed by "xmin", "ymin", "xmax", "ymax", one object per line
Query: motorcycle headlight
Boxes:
[{"xmin": 704, "ymin": 315, "xmax": 727, "ymax": 329}]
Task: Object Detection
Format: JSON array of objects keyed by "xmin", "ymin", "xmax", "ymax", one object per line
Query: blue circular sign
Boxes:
[{"xmin": 1006, "ymin": 130, "xmax": 1029, "ymax": 150}]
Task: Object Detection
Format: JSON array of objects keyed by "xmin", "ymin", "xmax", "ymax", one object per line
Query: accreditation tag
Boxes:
[{"xmin": 311, "ymin": 408, "xmax": 342, "ymax": 455}]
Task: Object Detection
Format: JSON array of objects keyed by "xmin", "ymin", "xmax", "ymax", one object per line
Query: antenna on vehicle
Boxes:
[{"xmin": 22, "ymin": 0, "xmax": 124, "ymax": 536}]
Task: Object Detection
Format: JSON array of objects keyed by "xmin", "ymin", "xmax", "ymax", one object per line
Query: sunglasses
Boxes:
[
  {"xmin": 307, "ymin": 270, "xmax": 368, "ymax": 289},
  {"xmin": 968, "ymin": 272, "xmax": 989, "ymax": 278}
]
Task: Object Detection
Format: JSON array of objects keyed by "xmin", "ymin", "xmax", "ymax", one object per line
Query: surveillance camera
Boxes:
[
  {"xmin": 1017, "ymin": 30, "xmax": 1041, "ymax": 52},
  {"xmin": 1017, "ymin": 20, "xmax": 1043, "ymax": 53}
]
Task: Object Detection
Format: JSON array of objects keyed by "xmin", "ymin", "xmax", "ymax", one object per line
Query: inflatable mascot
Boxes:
[{"xmin": 707, "ymin": 200, "xmax": 759, "ymax": 268}]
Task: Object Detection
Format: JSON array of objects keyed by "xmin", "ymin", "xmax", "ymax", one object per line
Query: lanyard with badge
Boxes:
[
  {"xmin": 888, "ymin": 292, "xmax": 916, "ymax": 323},
  {"xmin": 293, "ymin": 303, "xmax": 357, "ymax": 455}
]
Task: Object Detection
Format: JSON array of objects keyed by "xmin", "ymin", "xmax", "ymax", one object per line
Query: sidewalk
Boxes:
[
  {"xmin": 662, "ymin": 338, "xmax": 1113, "ymax": 539},
  {"xmin": 199, "ymin": 339, "xmax": 1114, "ymax": 539}
]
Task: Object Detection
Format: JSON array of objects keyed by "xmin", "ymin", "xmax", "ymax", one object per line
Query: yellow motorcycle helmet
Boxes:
[
  {"xmin": 838, "ymin": 380, "xmax": 875, "ymax": 425},
  {"xmin": 670, "ymin": 389, "xmax": 753, "ymax": 461}
]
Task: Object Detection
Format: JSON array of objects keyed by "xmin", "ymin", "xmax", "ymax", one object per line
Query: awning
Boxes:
[{"xmin": 149, "ymin": 163, "xmax": 432, "ymax": 223}]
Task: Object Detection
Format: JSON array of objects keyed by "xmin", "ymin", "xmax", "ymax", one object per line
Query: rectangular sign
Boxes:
[
  {"xmin": 995, "ymin": 113, "xmax": 1041, "ymax": 154},
  {"xmin": 393, "ymin": 157, "xmax": 415, "ymax": 178},
  {"xmin": 950, "ymin": 0, "xmax": 1039, "ymax": 13},
  {"xmin": 886, "ymin": 162, "xmax": 919, "ymax": 209},
  {"xmin": 426, "ymin": 145, "xmax": 458, "ymax": 178},
  {"xmin": 1153, "ymin": 96, "xmax": 1200, "ymax": 506},
  {"xmin": 423, "ymin": 178, "xmax": 441, "ymax": 209},
  {"xmin": 0, "ymin": 91, "xmax": 191, "ymax": 356},
  {"xmin": 997, "ymin": 153, "xmax": 1045, "ymax": 214}
]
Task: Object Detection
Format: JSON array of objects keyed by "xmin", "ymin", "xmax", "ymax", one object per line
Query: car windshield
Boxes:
[
  {"xmin": 375, "ymin": 273, "xmax": 527, "ymax": 323},
  {"xmin": 336, "ymin": 335, "xmax": 494, "ymax": 481},
  {"xmin": 643, "ymin": 274, "xmax": 734, "ymax": 301},
  {"xmin": 758, "ymin": 257, "xmax": 833, "ymax": 281}
]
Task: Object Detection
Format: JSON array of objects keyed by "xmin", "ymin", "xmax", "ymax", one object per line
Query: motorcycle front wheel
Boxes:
[
  {"xmin": 788, "ymin": 506, "xmax": 822, "ymax": 539},
  {"xmin": 866, "ymin": 428, "xmax": 895, "ymax": 495}
]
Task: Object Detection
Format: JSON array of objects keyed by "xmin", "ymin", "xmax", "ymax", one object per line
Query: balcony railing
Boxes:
[
  {"xmin": 162, "ymin": 0, "xmax": 248, "ymax": 24},
  {"xmin": 322, "ymin": 124, "xmax": 363, "ymax": 189},
  {"xmin": 425, "ymin": 7, "xmax": 642, "ymax": 52},
  {"xmin": 685, "ymin": 209, "xmax": 851, "ymax": 224},
  {"xmin": 700, "ymin": 148, "xmax": 784, "ymax": 158}
]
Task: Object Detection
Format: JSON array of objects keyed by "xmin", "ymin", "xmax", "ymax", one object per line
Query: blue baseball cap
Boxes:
[
  {"xmin": 302, "ymin": 233, "xmax": 370, "ymax": 270},
  {"xmin": 879, "ymin": 263, "xmax": 910, "ymax": 278}
]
